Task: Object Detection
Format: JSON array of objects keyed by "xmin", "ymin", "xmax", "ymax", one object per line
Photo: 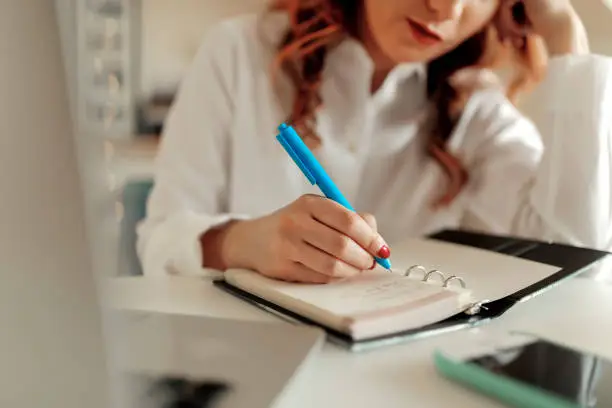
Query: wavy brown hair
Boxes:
[{"xmin": 270, "ymin": 0, "xmax": 546, "ymax": 207}]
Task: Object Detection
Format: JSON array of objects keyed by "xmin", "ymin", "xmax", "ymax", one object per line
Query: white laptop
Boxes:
[{"xmin": 110, "ymin": 312, "xmax": 325, "ymax": 408}]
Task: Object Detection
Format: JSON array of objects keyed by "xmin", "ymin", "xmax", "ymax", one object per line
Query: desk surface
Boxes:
[{"xmin": 103, "ymin": 273, "xmax": 612, "ymax": 408}]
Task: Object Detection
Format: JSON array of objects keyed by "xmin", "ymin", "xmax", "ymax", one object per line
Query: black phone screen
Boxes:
[{"xmin": 468, "ymin": 339, "xmax": 611, "ymax": 407}]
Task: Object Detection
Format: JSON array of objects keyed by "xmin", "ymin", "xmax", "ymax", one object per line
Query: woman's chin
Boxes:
[
  {"xmin": 377, "ymin": 35, "xmax": 448, "ymax": 64},
  {"xmin": 385, "ymin": 46, "xmax": 442, "ymax": 65}
]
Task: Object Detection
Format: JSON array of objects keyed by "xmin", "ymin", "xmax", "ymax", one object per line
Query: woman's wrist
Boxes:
[
  {"xmin": 200, "ymin": 219, "xmax": 255, "ymax": 270},
  {"xmin": 541, "ymin": 10, "xmax": 589, "ymax": 56}
]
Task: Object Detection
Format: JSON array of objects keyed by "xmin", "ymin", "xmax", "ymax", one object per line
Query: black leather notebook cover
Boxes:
[{"xmin": 214, "ymin": 229, "xmax": 610, "ymax": 351}]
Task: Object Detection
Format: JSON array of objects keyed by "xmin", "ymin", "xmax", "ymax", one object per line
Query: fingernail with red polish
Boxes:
[
  {"xmin": 369, "ymin": 258, "xmax": 376, "ymax": 270},
  {"xmin": 377, "ymin": 245, "xmax": 390, "ymax": 259}
]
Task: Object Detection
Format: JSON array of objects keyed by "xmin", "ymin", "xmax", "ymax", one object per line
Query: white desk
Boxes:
[{"xmin": 103, "ymin": 273, "xmax": 612, "ymax": 408}]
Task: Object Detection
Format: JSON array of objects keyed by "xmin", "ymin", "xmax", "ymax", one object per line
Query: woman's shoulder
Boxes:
[
  {"xmin": 184, "ymin": 11, "xmax": 290, "ymax": 103},
  {"xmin": 196, "ymin": 11, "xmax": 289, "ymax": 66}
]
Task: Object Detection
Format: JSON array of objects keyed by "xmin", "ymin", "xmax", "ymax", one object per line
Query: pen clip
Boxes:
[{"xmin": 276, "ymin": 132, "xmax": 316, "ymax": 185}]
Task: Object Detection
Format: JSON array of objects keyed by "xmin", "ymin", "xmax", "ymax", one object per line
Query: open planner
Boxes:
[{"xmin": 214, "ymin": 229, "xmax": 609, "ymax": 351}]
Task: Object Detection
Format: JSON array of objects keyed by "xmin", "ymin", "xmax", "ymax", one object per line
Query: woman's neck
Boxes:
[{"xmin": 357, "ymin": 16, "xmax": 396, "ymax": 94}]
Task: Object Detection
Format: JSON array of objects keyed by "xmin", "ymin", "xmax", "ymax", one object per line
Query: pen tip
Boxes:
[{"xmin": 377, "ymin": 258, "xmax": 392, "ymax": 270}]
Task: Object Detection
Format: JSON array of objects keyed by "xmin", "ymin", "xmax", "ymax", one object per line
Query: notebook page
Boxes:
[
  {"xmin": 389, "ymin": 238, "xmax": 562, "ymax": 302},
  {"xmin": 225, "ymin": 268, "xmax": 465, "ymax": 318}
]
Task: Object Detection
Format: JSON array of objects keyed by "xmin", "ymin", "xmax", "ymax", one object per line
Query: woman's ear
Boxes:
[{"xmin": 495, "ymin": 0, "xmax": 531, "ymax": 41}]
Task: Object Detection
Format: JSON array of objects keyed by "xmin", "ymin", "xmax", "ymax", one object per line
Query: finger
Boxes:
[
  {"xmin": 294, "ymin": 241, "xmax": 363, "ymax": 278},
  {"xmin": 285, "ymin": 262, "xmax": 334, "ymax": 284},
  {"xmin": 450, "ymin": 68, "xmax": 502, "ymax": 91},
  {"xmin": 304, "ymin": 197, "xmax": 390, "ymax": 259},
  {"xmin": 358, "ymin": 212, "xmax": 377, "ymax": 232},
  {"xmin": 511, "ymin": 36, "xmax": 526, "ymax": 50},
  {"xmin": 523, "ymin": 34, "xmax": 548, "ymax": 77},
  {"xmin": 300, "ymin": 218, "xmax": 374, "ymax": 270}
]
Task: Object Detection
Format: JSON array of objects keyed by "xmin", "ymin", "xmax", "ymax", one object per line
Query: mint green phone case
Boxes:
[{"xmin": 433, "ymin": 350, "xmax": 580, "ymax": 408}]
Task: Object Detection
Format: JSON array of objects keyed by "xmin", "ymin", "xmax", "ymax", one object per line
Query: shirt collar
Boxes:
[{"xmin": 326, "ymin": 36, "xmax": 427, "ymax": 96}]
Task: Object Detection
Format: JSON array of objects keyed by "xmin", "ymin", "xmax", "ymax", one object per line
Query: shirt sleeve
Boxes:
[
  {"xmin": 136, "ymin": 21, "xmax": 248, "ymax": 278},
  {"xmin": 457, "ymin": 54, "xmax": 612, "ymax": 253}
]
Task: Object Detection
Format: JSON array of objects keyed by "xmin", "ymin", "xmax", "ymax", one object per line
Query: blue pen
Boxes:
[{"xmin": 276, "ymin": 123, "xmax": 392, "ymax": 270}]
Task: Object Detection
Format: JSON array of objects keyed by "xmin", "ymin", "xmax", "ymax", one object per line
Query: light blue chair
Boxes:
[{"xmin": 118, "ymin": 179, "xmax": 154, "ymax": 275}]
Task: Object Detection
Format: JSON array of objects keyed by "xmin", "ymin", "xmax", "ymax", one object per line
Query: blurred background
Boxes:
[
  {"xmin": 54, "ymin": 0, "xmax": 612, "ymax": 279},
  {"xmin": 1, "ymin": 2, "xmax": 610, "ymax": 408},
  {"xmin": 55, "ymin": 0, "xmax": 270, "ymax": 279}
]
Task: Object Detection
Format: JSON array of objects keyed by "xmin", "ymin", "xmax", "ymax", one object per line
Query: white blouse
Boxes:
[{"xmin": 137, "ymin": 13, "xmax": 612, "ymax": 278}]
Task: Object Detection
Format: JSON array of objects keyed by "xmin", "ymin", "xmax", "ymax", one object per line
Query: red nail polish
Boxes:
[
  {"xmin": 369, "ymin": 258, "xmax": 376, "ymax": 270},
  {"xmin": 377, "ymin": 245, "xmax": 390, "ymax": 259}
]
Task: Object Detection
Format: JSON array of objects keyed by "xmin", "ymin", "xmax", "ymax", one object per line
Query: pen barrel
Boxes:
[
  {"xmin": 318, "ymin": 179, "xmax": 355, "ymax": 212},
  {"xmin": 277, "ymin": 122, "xmax": 391, "ymax": 270}
]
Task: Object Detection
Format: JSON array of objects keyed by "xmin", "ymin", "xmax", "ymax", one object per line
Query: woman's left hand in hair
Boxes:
[{"xmin": 497, "ymin": 0, "xmax": 589, "ymax": 56}]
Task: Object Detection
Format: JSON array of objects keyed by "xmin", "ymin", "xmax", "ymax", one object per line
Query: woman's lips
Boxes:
[{"xmin": 406, "ymin": 19, "xmax": 443, "ymax": 46}]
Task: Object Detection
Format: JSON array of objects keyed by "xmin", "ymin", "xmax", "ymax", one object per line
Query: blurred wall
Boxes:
[
  {"xmin": 140, "ymin": 0, "xmax": 266, "ymax": 98},
  {"xmin": 55, "ymin": 0, "xmax": 77, "ymax": 119},
  {"xmin": 0, "ymin": 1, "xmax": 109, "ymax": 407},
  {"xmin": 575, "ymin": 0, "xmax": 612, "ymax": 56}
]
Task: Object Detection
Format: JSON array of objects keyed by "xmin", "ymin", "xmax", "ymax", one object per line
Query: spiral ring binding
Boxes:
[
  {"xmin": 404, "ymin": 265, "xmax": 426, "ymax": 278},
  {"xmin": 424, "ymin": 269, "xmax": 445, "ymax": 283},
  {"xmin": 443, "ymin": 275, "xmax": 467, "ymax": 289},
  {"xmin": 404, "ymin": 265, "xmax": 467, "ymax": 289}
]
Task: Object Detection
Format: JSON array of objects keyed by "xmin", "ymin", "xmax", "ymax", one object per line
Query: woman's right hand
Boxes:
[{"xmin": 218, "ymin": 195, "xmax": 391, "ymax": 283}]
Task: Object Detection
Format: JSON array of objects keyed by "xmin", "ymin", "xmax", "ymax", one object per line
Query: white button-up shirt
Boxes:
[{"xmin": 137, "ymin": 13, "xmax": 612, "ymax": 278}]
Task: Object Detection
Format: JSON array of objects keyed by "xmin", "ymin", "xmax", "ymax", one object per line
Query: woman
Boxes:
[{"xmin": 137, "ymin": 0, "xmax": 612, "ymax": 282}]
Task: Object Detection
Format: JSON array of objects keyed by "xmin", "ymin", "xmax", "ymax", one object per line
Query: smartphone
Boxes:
[{"xmin": 434, "ymin": 332, "xmax": 611, "ymax": 408}]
